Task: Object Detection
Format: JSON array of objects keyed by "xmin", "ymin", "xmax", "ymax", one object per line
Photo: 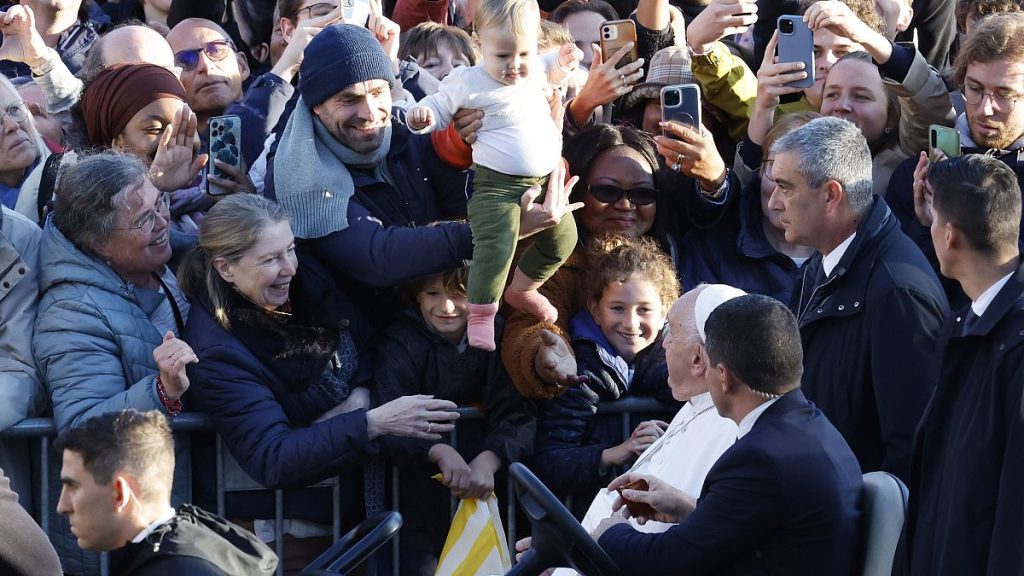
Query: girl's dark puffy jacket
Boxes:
[{"xmin": 533, "ymin": 312, "xmax": 680, "ymax": 498}]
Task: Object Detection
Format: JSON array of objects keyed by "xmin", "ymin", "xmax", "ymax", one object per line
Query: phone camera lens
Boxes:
[
  {"xmin": 779, "ymin": 19, "xmax": 795, "ymax": 34},
  {"xmin": 664, "ymin": 90, "xmax": 681, "ymax": 107}
]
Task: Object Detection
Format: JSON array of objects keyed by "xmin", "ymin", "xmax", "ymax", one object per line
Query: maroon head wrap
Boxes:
[{"xmin": 80, "ymin": 63, "xmax": 189, "ymax": 148}]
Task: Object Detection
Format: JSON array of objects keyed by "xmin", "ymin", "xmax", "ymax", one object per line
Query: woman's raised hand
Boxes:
[
  {"xmin": 149, "ymin": 106, "xmax": 208, "ymax": 192},
  {"xmin": 152, "ymin": 331, "xmax": 198, "ymax": 400}
]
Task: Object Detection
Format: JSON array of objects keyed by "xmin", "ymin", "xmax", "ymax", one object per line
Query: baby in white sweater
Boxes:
[{"xmin": 407, "ymin": 0, "xmax": 582, "ymax": 350}]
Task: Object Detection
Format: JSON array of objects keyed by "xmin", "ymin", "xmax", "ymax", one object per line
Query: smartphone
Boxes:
[
  {"xmin": 929, "ymin": 124, "xmax": 961, "ymax": 160},
  {"xmin": 776, "ymin": 15, "xmax": 815, "ymax": 89},
  {"xmin": 344, "ymin": 0, "xmax": 371, "ymax": 27},
  {"xmin": 207, "ymin": 114, "xmax": 241, "ymax": 196},
  {"xmin": 661, "ymin": 83, "xmax": 701, "ymax": 131},
  {"xmin": 617, "ymin": 479, "xmax": 655, "ymax": 518},
  {"xmin": 599, "ymin": 19, "xmax": 639, "ymax": 68}
]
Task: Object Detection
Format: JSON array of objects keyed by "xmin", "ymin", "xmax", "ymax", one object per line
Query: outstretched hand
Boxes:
[
  {"xmin": 518, "ymin": 159, "xmax": 583, "ymax": 239},
  {"xmin": 366, "ymin": 395, "xmax": 459, "ymax": 440},
  {"xmin": 533, "ymin": 329, "xmax": 589, "ymax": 388}
]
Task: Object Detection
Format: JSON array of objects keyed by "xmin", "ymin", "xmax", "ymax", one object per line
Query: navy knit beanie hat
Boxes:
[{"xmin": 299, "ymin": 24, "xmax": 396, "ymax": 108}]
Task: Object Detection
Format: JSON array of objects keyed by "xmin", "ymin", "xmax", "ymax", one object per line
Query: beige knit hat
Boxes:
[{"xmin": 621, "ymin": 45, "xmax": 695, "ymax": 112}]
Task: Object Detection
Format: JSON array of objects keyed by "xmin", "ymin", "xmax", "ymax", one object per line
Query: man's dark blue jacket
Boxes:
[
  {"xmin": 791, "ymin": 196, "xmax": 948, "ymax": 481},
  {"xmin": 598, "ymin": 388, "xmax": 863, "ymax": 576},
  {"xmin": 904, "ymin": 261, "xmax": 1024, "ymax": 576},
  {"xmin": 265, "ymin": 115, "xmax": 473, "ymax": 325}
]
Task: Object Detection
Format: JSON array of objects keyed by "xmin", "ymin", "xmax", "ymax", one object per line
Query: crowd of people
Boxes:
[{"xmin": 1, "ymin": 0, "xmax": 1023, "ymax": 574}]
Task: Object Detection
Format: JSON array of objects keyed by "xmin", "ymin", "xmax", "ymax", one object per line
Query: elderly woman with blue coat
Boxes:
[{"xmin": 32, "ymin": 151, "xmax": 197, "ymax": 573}]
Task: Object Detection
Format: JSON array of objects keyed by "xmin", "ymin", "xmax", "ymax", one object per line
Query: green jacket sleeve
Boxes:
[{"xmin": 690, "ymin": 42, "xmax": 758, "ymax": 143}]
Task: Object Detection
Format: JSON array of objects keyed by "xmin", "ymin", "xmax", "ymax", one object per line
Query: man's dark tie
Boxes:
[{"xmin": 964, "ymin": 309, "xmax": 981, "ymax": 332}]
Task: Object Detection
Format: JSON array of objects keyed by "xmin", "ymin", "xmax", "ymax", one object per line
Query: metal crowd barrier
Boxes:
[{"xmin": 0, "ymin": 397, "xmax": 671, "ymax": 576}]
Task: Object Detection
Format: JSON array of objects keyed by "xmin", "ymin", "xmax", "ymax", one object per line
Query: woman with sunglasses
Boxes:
[
  {"xmin": 502, "ymin": 124, "xmax": 727, "ymax": 506},
  {"xmin": 503, "ymin": 124, "xmax": 735, "ymax": 399},
  {"xmin": 33, "ymin": 151, "xmax": 197, "ymax": 573},
  {"xmin": 502, "ymin": 124, "xmax": 727, "ymax": 396}
]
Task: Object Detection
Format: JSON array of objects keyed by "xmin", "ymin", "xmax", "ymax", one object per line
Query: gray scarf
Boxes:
[{"xmin": 273, "ymin": 96, "xmax": 392, "ymax": 238}]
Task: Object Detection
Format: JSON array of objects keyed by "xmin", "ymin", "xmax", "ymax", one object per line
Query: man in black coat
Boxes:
[
  {"xmin": 55, "ymin": 410, "xmax": 278, "ymax": 575},
  {"xmin": 769, "ymin": 116, "xmax": 948, "ymax": 481},
  {"xmin": 903, "ymin": 156, "xmax": 1024, "ymax": 575}
]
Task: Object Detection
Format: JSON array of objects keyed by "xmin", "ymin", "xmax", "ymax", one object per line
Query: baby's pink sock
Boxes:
[
  {"xmin": 467, "ymin": 303, "xmax": 499, "ymax": 351},
  {"xmin": 505, "ymin": 289, "xmax": 558, "ymax": 323}
]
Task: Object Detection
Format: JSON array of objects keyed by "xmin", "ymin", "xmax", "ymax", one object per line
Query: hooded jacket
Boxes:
[
  {"xmin": 33, "ymin": 219, "xmax": 192, "ymax": 575},
  {"xmin": 533, "ymin": 311, "xmax": 678, "ymax": 498},
  {"xmin": 114, "ymin": 504, "xmax": 277, "ymax": 575}
]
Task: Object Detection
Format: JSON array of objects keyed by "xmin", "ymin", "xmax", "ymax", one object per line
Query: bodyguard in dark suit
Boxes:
[
  {"xmin": 904, "ymin": 156, "xmax": 1024, "ymax": 575},
  {"xmin": 595, "ymin": 295, "xmax": 863, "ymax": 576},
  {"xmin": 769, "ymin": 117, "xmax": 948, "ymax": 481}
]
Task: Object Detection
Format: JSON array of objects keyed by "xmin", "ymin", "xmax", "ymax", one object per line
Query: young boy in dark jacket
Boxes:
[{"xmin": 373, "ymin": 265, "xmax": 535, "ymax": 576}]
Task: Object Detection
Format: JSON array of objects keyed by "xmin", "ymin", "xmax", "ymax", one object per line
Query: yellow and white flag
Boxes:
[{"xmin": 434, "ymin": 494, "xmax": 511, "ymax": 576}]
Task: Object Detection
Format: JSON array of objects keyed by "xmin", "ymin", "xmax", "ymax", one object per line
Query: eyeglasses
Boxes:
[
  {"xmin": 174, "ymin": 40, "xmax": 235, "ymax": 71},
  {"xmin": 588, "ymin": 184, "xmax": 657, "ymax": 206},
  {"xmin": 761, "ymin": 160, "xmax": 776, "ymax": 184},
  {"xmin": 118, "ymin": 192, "xmax": 171, "ymax": 234},
  {"xmin": 0, "ymin": 102, "xmax": 28, "ymax": 125},
  {"xmin": 961, "ymin": 82, "xmax": 1024, "ymax": 113},
  {"xmin": 297, "ymin": 2, "xmax": 338, "ymax": 19}
]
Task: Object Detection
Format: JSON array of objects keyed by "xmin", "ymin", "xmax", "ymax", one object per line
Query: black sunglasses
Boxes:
[
  {"xmin": 587, "ymin": 184, "xmax": 657, "ymax": 206},
  {"xmin": 174, "ymin": 40, "xmax": 235, "ymax": 71}
]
